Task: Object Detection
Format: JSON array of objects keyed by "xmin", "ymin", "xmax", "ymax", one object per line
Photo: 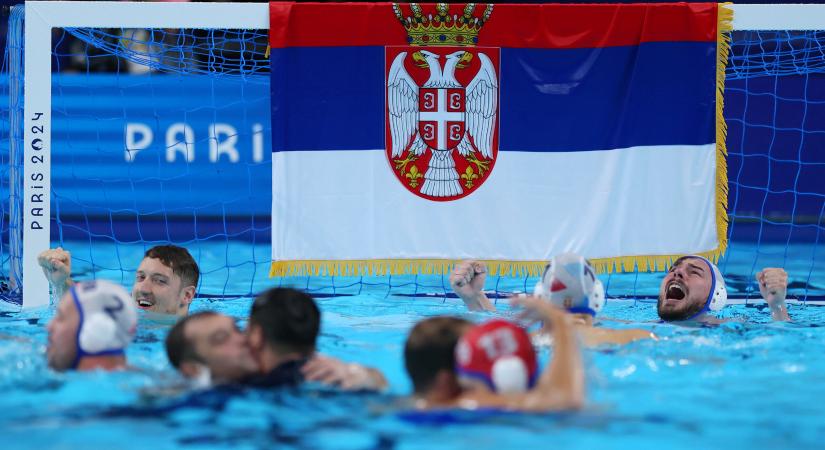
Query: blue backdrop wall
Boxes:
[{"xmin": 2, "ymin": 71, "xmax": 824, "ymax": 242}]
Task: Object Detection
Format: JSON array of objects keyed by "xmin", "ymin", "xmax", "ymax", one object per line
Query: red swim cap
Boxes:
[{"xmin": 455, "ymin": 319, "xmax": 538, "ymax": 393}]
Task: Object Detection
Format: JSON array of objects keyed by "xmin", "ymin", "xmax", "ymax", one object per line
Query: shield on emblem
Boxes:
[
  {"xmin": 418, "ymin": 88, "xmax": 466, "ymax": 151},
  {"xmin": 385, "ymin": 45, "xmax": 500, "ymax": 202}
]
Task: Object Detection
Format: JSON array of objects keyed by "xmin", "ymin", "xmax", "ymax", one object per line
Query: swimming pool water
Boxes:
[{"xmin": 0, "ymin": 241, "xmax": 824, "ymax": 449}]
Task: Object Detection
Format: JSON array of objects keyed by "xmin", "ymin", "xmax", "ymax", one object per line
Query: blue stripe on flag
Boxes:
[
  {"xmin": 500, "ymin": 42, "xmax": 716, "ymax": 152},
  {"xmin": 271, "ymin": 41, "xmax": 715, "ymax": 153},
  {"xmin": 270, "ymin": 46, "xmax": 386, "ymax": 152}
]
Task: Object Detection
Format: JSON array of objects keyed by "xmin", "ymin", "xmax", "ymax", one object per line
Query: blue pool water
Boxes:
[{"xmin": 0, "ymin": 241, "xmax": 824, "ymax": 449}]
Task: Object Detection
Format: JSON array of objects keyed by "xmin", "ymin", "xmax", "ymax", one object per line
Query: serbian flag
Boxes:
[{"xmin": 269, "ymin": 2, "xmax": 731, "ymax": 277}]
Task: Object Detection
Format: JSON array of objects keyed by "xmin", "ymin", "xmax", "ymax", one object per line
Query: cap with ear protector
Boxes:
[
  {"xmin": 455, "ymin": 319, "xmax": 538, "ymax": 394},
  {"xmin": 678, "ymin": 255, "xmax": 727, "ymax": 319},
  {"xmin": 68, "ymin": 280, "xmax": 137, "ymax": 369},
  {"xmin": 534, "ymin": 253, "xmax": 605, "ymax": 316}
]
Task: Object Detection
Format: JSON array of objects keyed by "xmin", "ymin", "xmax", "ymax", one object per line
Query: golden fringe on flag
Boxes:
[
  {"xmin": 270, "ymin": 259, "xmax": 552, "ymax": 278},
  {"xmin": 713, "ymin": 2, "xmax": 733, "ymax": 262},
  {"xmin": 269, "ymin": 4, "xmax": 733, "ymax": 279},
  {"xmin": 269, "ymin": 249, "xmax": 729, "ymax": 279}
]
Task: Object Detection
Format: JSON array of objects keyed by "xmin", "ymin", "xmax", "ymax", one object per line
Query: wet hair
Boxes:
[
  {"xmin": 249, "ymin": 288, "xmax": 320, "ymax": 356},
  {"xmin": 165, "ymin": 311, "xmax": 219, "ymax": 369},
  {"xmin": 144, "ymin": 245, "xmax": 199, "ymax": 289},
  {"xmin": 404, "ymin": 316, "xmax": 472, "ymax": 394}
]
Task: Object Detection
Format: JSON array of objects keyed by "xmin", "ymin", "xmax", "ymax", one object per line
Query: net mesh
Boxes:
[
  {"xmin": 1, "ymin": 5, "xmax": 23, "ymax": 303},
  {"xmin": 0, "ymin": 24, "xmax": 10, "ymax": 301},
  {"xmin": 61, "ymin": 27, "xmax": 269, "ymax": 77},
  {"xmin": 723, "ymin": 30, "xmax": 825, "ymax": 303},
  {"xmin": 47, "ymin": 26, "xmax": 272, "ymax": 301},
  {"xmin": 2, "ymin": 16, "xmax": 825, "ymax": 305}
]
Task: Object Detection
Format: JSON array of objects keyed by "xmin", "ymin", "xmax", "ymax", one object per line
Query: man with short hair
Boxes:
[
  {"xmin": 47, "ymin": 279, "xmax": 137, "ymax": 372},
  {"xmin": 39, "ymin": 244, "xmax": 199, "ymax": 316},
  {"xmin": 165, "ymin": 311, "xmax": 259, "ymax": 386},
  {"xmin": 165, "ymin": 288, "xmax": 387, "ymax": 390},
  {"xmin": 404, "ymin": 316, "xmax": 472, "ymax": 404},
  {"xmin": 245, "ymin": 287, "xmax": 388, "ymax": 390},
  {"xmin": 238, "ymin": 287, "xmax": 319, "ymax": 386},
  {"xmin": 404, "ymin": 296, "xmax": 584, "ymax": 411}
]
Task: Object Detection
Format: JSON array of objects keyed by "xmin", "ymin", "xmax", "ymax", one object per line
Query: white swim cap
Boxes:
[
  {"xmin": 679, "ymin": 255, "xmax": 728, "ymax": 315},
  {"xmin": 534, "ymin": 253, "xmax": 605, "ymax": 316},
  {"xmin": 69, "ymin": 280, "xmax": 137, "ymax": 368}
]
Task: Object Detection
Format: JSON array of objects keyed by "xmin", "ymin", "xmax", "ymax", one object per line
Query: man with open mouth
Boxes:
[
  {"xmin": 450, "ymin": 253, "xmax": 790, "ymax": 326},
  {"xmin": 39, "ymin": 244, "xmax": 199, "ymax": 316},
  {"xmin": 657, "ymin": 255, "xmax": 790, "ymax": 322},
  {"xmin": 451, "ymin": 254, "xmax": 655, "ymax": 346}
]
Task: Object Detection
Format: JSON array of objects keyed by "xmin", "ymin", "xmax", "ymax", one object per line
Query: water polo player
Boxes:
[
  {"xmin": 404, "ymin": 296, "xmax": 583, "ymax": 411},
  {"xmin": 659, "ymin": 256, "xmax": 789, "ymax": 322},
  {"xmin": 47, "ymin": 280, "xmax": 138, "ymax": 371},
  {"xmin": 39, "ymin": 245, "xmax": 199, "ymax": 317},
  {"xmin": 451, "ymin": 253, "xmax": 654, "ymax": 345}
]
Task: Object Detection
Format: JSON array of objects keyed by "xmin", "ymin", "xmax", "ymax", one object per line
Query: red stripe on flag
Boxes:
[{"xmin": 269, "ymin": 2, "xmax": 717, "ymax": 49}]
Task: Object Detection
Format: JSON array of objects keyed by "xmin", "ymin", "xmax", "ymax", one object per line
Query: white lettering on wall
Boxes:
[
  {"xmin": 166, "ymin": 123, "xmax": 195, "ymax": 162},
  {"xmin": 209, "ymin": 123, "xmax": 239, "ymax": 163},
  {"xmin": 125, "ymin": 123, "xmax": 153, "ymax": 162},
  {"xmin": 252, "ymin": 123, "xmax": 264, "ymax": 163},
  {"xmin": 124, "ymin": 123, "xmax": 267, "ymax": 163}
]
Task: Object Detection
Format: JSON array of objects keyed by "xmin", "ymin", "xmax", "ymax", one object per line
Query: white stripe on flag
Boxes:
[{"xmin": 272, "ymin": 144, "xmax": 718, "ymax": 262}]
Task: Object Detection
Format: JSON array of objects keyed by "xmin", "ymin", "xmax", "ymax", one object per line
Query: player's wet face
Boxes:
[
  {"xmin": 133, "ymin": 257, "xmax": 188, "ymax": 315},
  {"xmin": 185, "ymin": 314, "xmax": 259, "ymax": 383},
  {"xmin": 657, "ymin": 257, "xmax": 712, "ymax": 321},
  {"xmin": 46, "ymin": 294, "xmax": 80, "ymax": 371}
]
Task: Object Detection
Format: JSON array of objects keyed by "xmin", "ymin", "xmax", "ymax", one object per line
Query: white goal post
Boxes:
[
  {"xmin": 17, "ymin": 2, "xmax": 825, "ymax": 309},
  {"xmin": 21, "ymin": 1, "xmax": 268, "ymax": 309}
]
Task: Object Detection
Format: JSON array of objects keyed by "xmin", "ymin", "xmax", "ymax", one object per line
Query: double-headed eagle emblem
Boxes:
[{"xmin": 386, "ymin": 3, "xmax": 499, "ymax": 201}]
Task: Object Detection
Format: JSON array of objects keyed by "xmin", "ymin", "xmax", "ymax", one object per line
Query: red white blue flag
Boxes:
[{"xmin": 269, "ymin": 2, "xmax": 731, "ymax": 277}]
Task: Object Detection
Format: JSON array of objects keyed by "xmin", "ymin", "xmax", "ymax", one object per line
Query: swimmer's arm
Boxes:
[
  {"xmin": 606, "ymin": 328, "xmax": 656, "ymax": 345},
  {"xmin": 449, "ymin": 260, "xmax": 496, "ymax": 312},
  {"xmin": 508, "ymin": 296, "xmax": 584, "ymax": 411},
  {"xmin": 0, "ymin": 333, "xmax": 32, "ymax": 343},
  {"xmin": 361, "ymin": 366, "xmax": 389, "ymax": 391},
  {"xmin": 580, "ymin": 327, "xmax": 656, "ymax": 347},
  {"xmin": 461, "ymin": 292, "xmax": 495, "ymax": 313},
  {"xmin": 757, "ymin": 268, "xmax": 791, "ymax": 322},
  {"xmin": 302, "ymin": 354, "xmax": 388, "ymax": 392},
  {"xmin": 768, "ymin": 303, "xmax": 790, "ymax": 322},
  {"xmin": 37, "ymin": 247, "xmax": 74, "ymax": 301},
  {"xmin": 596, "ymin": 316, "xmax": 634, "ymax": 324}
]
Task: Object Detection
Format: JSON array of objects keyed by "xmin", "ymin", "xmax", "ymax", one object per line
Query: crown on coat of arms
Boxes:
[{"xmin": 392, "ymin": 3, "xmax": 493, "ymax": 47}]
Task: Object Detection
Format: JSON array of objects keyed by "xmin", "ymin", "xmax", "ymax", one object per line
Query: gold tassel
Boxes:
[
  {"xmin": 271, "ymin": 259, "xmax": 551, "ymax": 278},
  {"xmin": 270, "ymin": 250, "xmax": 730, "ymax": 279},
  {"xmin": 712, "ymin": 3, "xmax": 733, "ymax": 263}
]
